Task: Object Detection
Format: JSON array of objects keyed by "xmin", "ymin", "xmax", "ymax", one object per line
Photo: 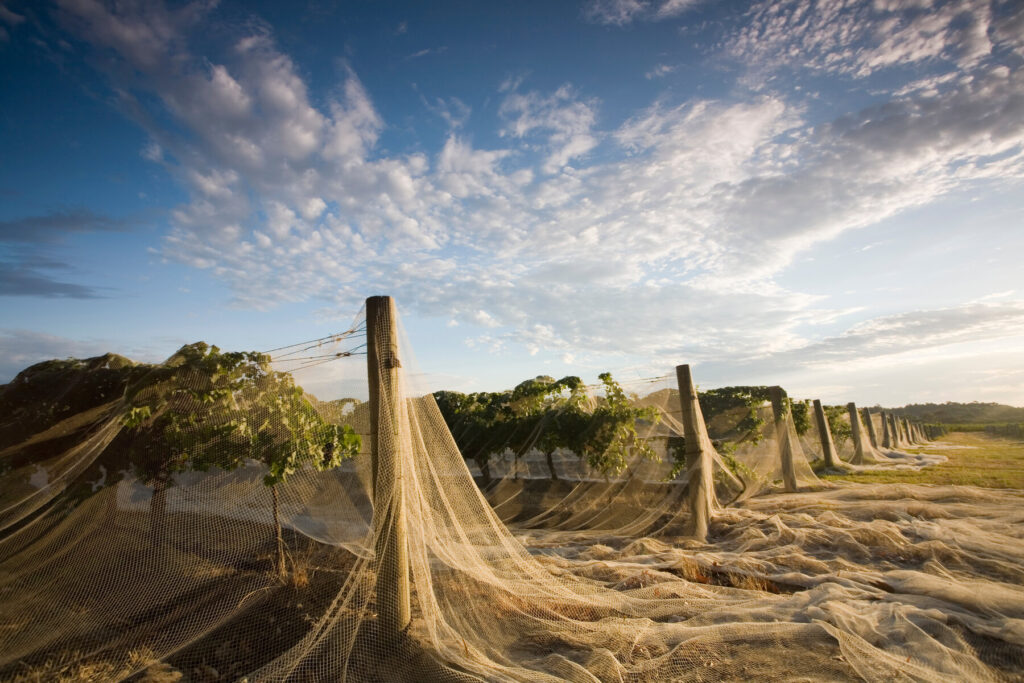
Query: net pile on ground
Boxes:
[
  {"xmin": 0, "ymin": 296, "xmax": 1022, "ymax": 681},
  {"xmin": 471, "ymin": 377, "xmax": 835, "ymax": 539},
  {"xmin": 477, "ymin": 373, "xmax": 745, "ymax": 541}
]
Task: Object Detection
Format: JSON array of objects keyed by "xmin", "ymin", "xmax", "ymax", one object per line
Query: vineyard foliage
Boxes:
[
  {"xmin": 791, "ymin": 399, "xmax": 811, "ymax": 436},
  {"xmin": 1, "ymin": 345, "xmax": 361, "ymax": 579},
  {"xmin": 825, "ymin": 404, "xmax": 852, "ymax": 447},
  {"xmin": 434, "ymin": 372, "xmax": 659, "ymax": 481},
  {"xmin": 695, "ymin": 386, "xmax": 773, "ymax": 441},
  {"xmin": 120, "ymin": 343, "xmax": 361, "ymax": 487}
]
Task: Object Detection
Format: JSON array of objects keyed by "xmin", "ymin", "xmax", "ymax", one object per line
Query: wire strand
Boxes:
[{"xmin": 263, "ymin": 324, "xmax": 366, "ymax": 355}]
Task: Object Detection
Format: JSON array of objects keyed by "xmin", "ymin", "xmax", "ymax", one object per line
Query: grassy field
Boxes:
[{"xmin": 822, "ymin": 431, "xmax": 1024, "ymax": 488}]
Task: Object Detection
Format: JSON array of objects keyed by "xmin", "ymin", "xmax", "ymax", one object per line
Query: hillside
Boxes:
[{"xmin": 886, "ymin": 402, "xmax": 1024, "ymax": 424}]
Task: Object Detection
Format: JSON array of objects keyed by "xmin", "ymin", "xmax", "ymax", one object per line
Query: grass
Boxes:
[{"xmin": 822, "ymin": 431, "xmax": 1024, "ymax": 488}]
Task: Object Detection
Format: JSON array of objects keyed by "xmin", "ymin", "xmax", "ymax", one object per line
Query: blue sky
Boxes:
[{"xmin": 1, "ymin": 0, "xmax": 1023, "ymax": 406}]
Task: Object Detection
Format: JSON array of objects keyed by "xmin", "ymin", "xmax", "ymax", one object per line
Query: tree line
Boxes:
[
  {"xmin": 433, "ymin": 373, "xmax": 660, "ymax": 484},
  {"xmin": 888, "ymin": 402, "xmax": 1024, "ymax": 424},
  {"xmin": 433, "ymin": 380, "xmax": 866, "ymax": 484}
]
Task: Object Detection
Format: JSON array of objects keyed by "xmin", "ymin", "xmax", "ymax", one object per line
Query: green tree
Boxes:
[
  {"xmin": 433, "ymin": 389, "xmax": 512, "ymax": 485},
  {"xmin": 570, "ymin": 373, "xmax": 660, "ymax": 479},
  {"xmin": 696, "ymin": 386, "xmax": 772, "ymax": 442},
  {"xmin": 242, "ymin": 368, "xmax": 361, "ymax": 579},
  {"xmin": 120, "ymin": 343, "xmax": 360, "ymax": 579},
  {"xmin": 825, "ymin": 405, "xmax": 852, "ymax": 449},
  {"xmin": 506, "ymin": 375, "xmax": 586, "ymax": 480},
  {"xmin": 120, "ymin": 343, "xmax": 263, "ymax": 547},
  {"xmin": 791, "ymin": 399, "xmax": 812, "ymax": 436}
]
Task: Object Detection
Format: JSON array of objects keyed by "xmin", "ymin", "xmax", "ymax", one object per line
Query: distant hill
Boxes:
[{"xmin": 885, "ymin": 402, "xmax": 1024, "ymax": 424}]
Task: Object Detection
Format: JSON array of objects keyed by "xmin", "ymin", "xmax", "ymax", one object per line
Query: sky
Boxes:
[{"xmin": 1, "ymin": 0, "xmax": 1023, "ymax": 406}]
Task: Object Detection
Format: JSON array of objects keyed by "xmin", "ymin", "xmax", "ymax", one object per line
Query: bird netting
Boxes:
[{"xmin": 1, "ymin": 296, "xmax": 1023, "ymax": 682}]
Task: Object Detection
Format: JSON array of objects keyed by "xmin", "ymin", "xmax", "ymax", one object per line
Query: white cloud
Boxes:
[
  {"xmin": 50, "ymin": 0, "xmax": 1024, "ymax": 386},
  {"xmin": 654, "ymin": 0, "xmax": 699, "ymax": 19},
  {"xmin": 55, "ymin": 0, "xmax": 207, "ymax": 70},
  {"xmin": 583, "ymin": 0, "xmax": 700, "ymax": 25},
  {"xmin": 724, "ymin": 0, "xmax": 1013, "ymax": 80},
  {"xmin": 300, "ymin": 197, "xmax": 327, "ymax": 221},
  {"xmin": 323, "ymin": 71, "xmax": 383, "ymax": 163},
  {"xmin": 152, "ymin": 51, "xmax": 1024, "ymax": 359},
  {"xmin": 471, "ymin": 310, "xmax": 501, "ymax": 328},
  {"xmin": 499, "ymin": 85, "xmax": 599, "ymax": 173},
  {"xmin": 644, "ymin": 63, "xmax": 676, "ymax": 79},
  {"xmin": 141, "ymin": 140, "xmax": 163, "ymax": 162},
  {"xmin": 408, "ymin": 46, "xmax": 447, "ymax": 59},
  {"xmin": 584, "ymin": 0, "xmax": 649, "ymax": 26},
  {"xmin": 0, "ymin": 3, "xmax": 25, "ymax": 42},
  {"xmin": 760, "ymin": 302, "xmax": 1024, "ymax": 369},
  {"xmin": 0, "ymin": 5, "xmax": 25, "ymax": 26},
  {"xmin": 423, "ymin": 96, "xmax": 471, "ymax": 129}
]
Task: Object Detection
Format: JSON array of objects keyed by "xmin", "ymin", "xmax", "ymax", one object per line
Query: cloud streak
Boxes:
[
  {"xmin": 583, "ymin": 0, "xmax": 701, "ymax": 25},
  {"xmin": 760, "ymin": 302, "xmax": 1024, "ymax": 369},
  {"xmin": 0, "ymin": 208, "xmax": 130, "ymax": 242},
  {"xmin": 0, "ymin": 208, "xmax": 130, "ymax": 299},
  {"xmin": 0, "ymin": 266, "xmax": 103, "ymax": 299}
]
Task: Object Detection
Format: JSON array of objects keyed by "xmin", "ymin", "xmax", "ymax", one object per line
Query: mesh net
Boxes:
[{"xmin": 1, "ymin": 298, "xmax": 1022, "ymax": 681}]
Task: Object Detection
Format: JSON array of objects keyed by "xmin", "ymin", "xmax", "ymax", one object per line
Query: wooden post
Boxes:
[
  {"xmin": 881, "ymin": 411, "xmax": 892, "ymax": 449},
  {"xmin": 366, "ymin": 295, "xmax": 411, "ymax": 639},
  {"xmin": 812, "ymin": 399, "xmax": 838, "ymax": 469},
  {"xmin": 889, "ymin": 414, "xmax": 901, "ymax": 449},
  {"xmin": 848, "ymin": 403, "xmax": 866, "ymax": 465},
  {"xmin": 675, "ymin": 364, "xmax": 713, "ymax": 541},
  {"xmin": 768, "ymin": 386, "xmax": 798, "ymax": 492},
  {"xmin": 862, "ymin": 408, "xmax": 879, "ymax": 449},
  {"xmin": 902, "ymin": 417, "xmax": 914, "ymax": 444}
]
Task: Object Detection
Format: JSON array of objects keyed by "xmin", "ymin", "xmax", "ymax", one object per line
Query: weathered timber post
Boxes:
[
  {"xmin": 366, "ymin": 295, "xmax": 411, "ymax": 640},
  {"xmin": 676, "ymin": 364, "xmax": 714, "ymax": 541},
  {"xmin": 902, "ymin": 417, "xmax": 914, "ymax": 444},
  {"xmin": 848, "ymin": 403, "xmax": 867, "ymax": 465},
  {"xmin": 768, "ymin": 386, "xmax": 798, "ymax": 492},
  {"xmin": 863, "ymin": 408, "xmax": 880, "ymax": 449},
  {"xmin": 812, "ymin": 399, "xmax": 839, "ymax": 469},
  {"xmin": 881, "ymin": 411, "xmax": 892, "ymax": 449},
  {"xmin": 889, "ymin": 414, "xmax": 902, "ymax": 449}
]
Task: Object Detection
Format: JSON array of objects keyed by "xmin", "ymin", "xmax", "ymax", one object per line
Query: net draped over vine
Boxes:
[{"xmin": 0, "ymin": 303, "xmax": 1022, "ymax": 682}]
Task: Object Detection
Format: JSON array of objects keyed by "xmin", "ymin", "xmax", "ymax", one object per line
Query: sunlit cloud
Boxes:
[{"xmin": 19, "ymin": 0, "xmax": 1022, "ymax": 403}]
